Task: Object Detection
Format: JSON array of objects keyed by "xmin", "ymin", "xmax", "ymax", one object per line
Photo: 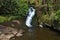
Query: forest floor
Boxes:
[{"xmin": 0, "ymin": 19, "xmax": 60, "ymax": 40}]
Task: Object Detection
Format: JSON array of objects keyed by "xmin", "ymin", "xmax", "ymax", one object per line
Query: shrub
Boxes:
[
  {"xmin": 54, "ymin": 10, "xmax": 60, "ymax": 21},
  {"xmin": 0, "ymin": 16, "xmax": 8, "ymax": 23},
  {"xmin": 0, "ymin": 0, "xmax": 28, "ymax": 16},
  {"xmin": 0, "ymin": 0, "xmax": 28, "ymax": 23}
]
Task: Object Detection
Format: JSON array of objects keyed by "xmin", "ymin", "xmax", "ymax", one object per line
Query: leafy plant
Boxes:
[
  {"xmin": 0, "ymin": 0, "xmax": 28, "ymax": 23},
  {"xmin": 0, "ymin": 16, "xmax": 8, "ymax": 23},
  {"xmin": 54, "ymin": 10, "xmax": 60, "ymax": 21}
]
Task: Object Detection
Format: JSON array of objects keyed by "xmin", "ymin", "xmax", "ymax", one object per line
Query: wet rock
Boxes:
[
  {"xmin": 0, "ymin": 25, "xmax": 25, "ymax": 40},
  {"xmin": 16, "ymin": 29, "xmax": 24, "ymax": 37},
  {"xmin": 0, "ymin": 34, "xmax": 14, "ymax": 40},
  {"xmin": 12, "ymin": 20, "xmax": 20, "ymax": 25},
  {"xmin": 11, "ymin": 20, "xmax": 21, "ymax": 28}
]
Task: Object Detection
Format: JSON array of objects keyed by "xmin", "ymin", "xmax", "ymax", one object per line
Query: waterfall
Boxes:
[{"xmin": 25, "ymin": 7, "xmax": 35, "ymax": 27}]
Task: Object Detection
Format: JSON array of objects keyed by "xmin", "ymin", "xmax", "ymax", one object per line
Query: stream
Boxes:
[{"xmin": 0, "ymin": 19, "xmax": 60, "ymax": 40}]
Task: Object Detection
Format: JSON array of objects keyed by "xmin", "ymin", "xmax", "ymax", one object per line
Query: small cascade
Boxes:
[{"xmin": 25, "ymin": 7, "xmax": 36, "ymax": 27}]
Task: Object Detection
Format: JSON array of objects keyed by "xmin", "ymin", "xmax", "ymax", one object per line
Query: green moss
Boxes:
[{"xmin": 0, "ymin": 16, "xmax": 8, "ymax": 23}]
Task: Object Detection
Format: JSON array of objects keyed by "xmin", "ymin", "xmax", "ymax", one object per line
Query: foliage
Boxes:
[
  {"xmin": 0, "ymin": 0, "xmax": 28, "ymax": 23},
  {"xmin": 53, "ymin": 10, "xmax": 60, "ymax": 30},
  {"xmin": 0, "ymin": 0, "xmax": 28, "ymax": 16},
  {"xmin": 16, "ymin": 0, "xmax": 28, "ymax": 16},
  {"xmin": 54, "ymin": 10, "xmax": 60, "ymax": 21},
  {"xmin": 0, "ymin": 16, "xmax": 8, "ymax": 23}
]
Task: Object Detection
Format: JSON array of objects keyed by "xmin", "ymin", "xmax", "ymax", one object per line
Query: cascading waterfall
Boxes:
[{"xmin": 25, "ymin": 7, "xmax": 35, "ymax": 27}]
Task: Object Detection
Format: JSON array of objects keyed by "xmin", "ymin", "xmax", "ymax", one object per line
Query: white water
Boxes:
[{"xmin": 25, "ymin": 7, "xmax": 35, "ymax": 27}]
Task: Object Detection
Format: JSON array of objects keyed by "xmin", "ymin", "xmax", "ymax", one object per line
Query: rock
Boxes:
[
  {"xmin": 0, "ymin": 34, "xmax": 14, "ymax": 40},
  {"xmin": 12, "ymin": 20, "xmax": 20, "ymax": 24},
  {"xmin": 2, "ymin": 27, "xmax": 18, "ymax": 34},
  {"xmin": 39, "ymin": 24, "xmax": 43, "ymax": 28},
  {"xmin": 0, "ymin": 26, "xmax": 25, "ymax": 40},
  {"xmin": 16, "ymin": 29, "xmax": 24, "ymax": 37}
]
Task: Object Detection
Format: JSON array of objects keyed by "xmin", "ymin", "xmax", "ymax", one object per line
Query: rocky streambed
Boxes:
[{"xmin": 0, "ymin": 20, "xmax": 25, "ymax": 40}]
